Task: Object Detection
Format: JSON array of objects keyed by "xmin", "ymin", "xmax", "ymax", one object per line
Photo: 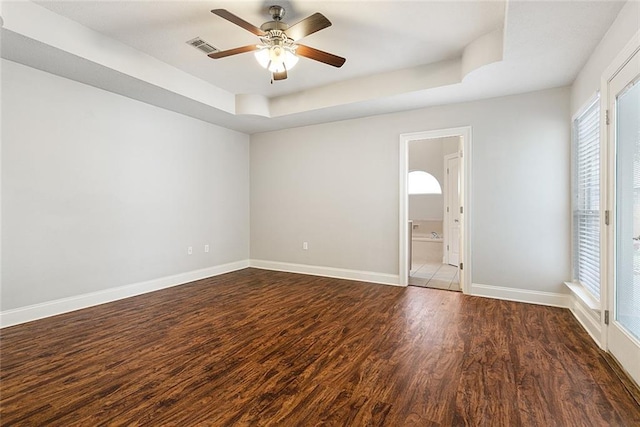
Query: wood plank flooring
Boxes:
[{"xmin": 1, "ymin": 268, "xmax": 639, "ymax": 425}]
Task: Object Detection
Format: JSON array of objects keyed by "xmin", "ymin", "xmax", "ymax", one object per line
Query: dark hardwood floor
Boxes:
[{"xmin": 1, "ymin": 268, "xmax": 639, "ymax": 426}]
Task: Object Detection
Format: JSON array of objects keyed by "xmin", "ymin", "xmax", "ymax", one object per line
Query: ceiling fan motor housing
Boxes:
[{"xmin": 260, "ymin": 20, "xmax": 289, "ymax": 32}]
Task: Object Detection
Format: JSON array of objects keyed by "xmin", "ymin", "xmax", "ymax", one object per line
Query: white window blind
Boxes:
[{"xmin": 572, "ymin": 96, "xmax": 601, "ymax": 300}]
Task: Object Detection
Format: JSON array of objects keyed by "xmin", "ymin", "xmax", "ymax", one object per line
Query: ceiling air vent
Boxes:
[{"xmin": 186, "ymin": 37, "xmax": 219, "ymax": 55}]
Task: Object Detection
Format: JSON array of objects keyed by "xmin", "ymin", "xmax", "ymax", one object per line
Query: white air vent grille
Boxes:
[{"xmin": 186, "ymin": 37, "xmax": 219, "ymax": 55}]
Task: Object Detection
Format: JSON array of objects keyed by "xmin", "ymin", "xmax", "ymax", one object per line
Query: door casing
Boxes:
[{"xmin": 601, "ymin": 29, "xmax": 640, "ymax": 384}]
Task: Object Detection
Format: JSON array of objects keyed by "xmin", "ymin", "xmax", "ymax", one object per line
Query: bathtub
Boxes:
[
  {"xmin": 412, "ymin": 234, "xmax": 443, "ymax": 264},
  {"xmin": 413, "ymin": 235, "xmax": 443, "ymax": 242}
]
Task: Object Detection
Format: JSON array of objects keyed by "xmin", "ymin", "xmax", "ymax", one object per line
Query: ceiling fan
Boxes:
[{"xmin": 208, "ymin": 5, "xmax": 346, "ymax": 81}]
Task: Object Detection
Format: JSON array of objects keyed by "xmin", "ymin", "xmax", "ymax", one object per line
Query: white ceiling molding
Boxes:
[
  {"xmin": 0, "ymin": 1, "xmax": 625, "ymax": 134},
  {"xmin": 235, "ymin": 93, "xmax": 271, "ymax": 118},
  {"xmin": 1, "ymin": 1, "xmax": 235, "ymax": 113},
  {"xmin": 1, "ymin": 1, "xmax": 504, "ymax": 122},
  {"xmin": 269, "ymin": 29, "xmax": 504, "ymax": 118},
  {"xmin": 268, "ymin": 59, "xmax": 461, "ymax": 117},
  {"xmin": 462, "ymin": 29, "xmax": 504, "ymax": 80}
]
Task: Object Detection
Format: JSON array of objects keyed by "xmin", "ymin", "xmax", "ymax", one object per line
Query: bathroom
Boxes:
[{"xmin": 408, "ymin": 136, "xmax": 461, "ymax": 291}]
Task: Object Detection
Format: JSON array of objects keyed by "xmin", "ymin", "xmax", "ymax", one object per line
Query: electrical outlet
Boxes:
[
  {"xmin": 204, "ymin": 244, "xmax": 209, "ymax": 253},
  {"xmin": 188, "ymin": 246, "xmax": 193, "ymax": 255},
  {"xmin": 303, "ymin": 242, "xmax": 308, "ymax": 250}
]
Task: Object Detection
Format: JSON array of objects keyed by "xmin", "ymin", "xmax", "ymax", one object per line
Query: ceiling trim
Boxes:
[
  {"xmin": 1, "ymin": 1, "xmax": 236, "ymax": 113},
  {"xmin": 1, "ymin": 1, "xmax": 504, "ymax": 123}
]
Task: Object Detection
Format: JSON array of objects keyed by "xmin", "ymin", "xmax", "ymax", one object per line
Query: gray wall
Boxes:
[
  {"xmin": 1, "ymin": 59, "xmax": 250, "ymax": 311},
  {"xmin": 251, "ymin": 87, "xmax": 571, "ymax": 293}
]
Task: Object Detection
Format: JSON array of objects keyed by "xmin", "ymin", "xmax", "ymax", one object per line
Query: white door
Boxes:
[
  {"xmin": 607, "ymin": 46, "xmax": 640, "ymax": 385},
  {"xmin": 445, "ymin": 155, "xmax": 460, "ymax": 266}
]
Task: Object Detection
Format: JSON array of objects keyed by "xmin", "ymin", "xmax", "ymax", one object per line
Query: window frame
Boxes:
[{"xmin": 570, "ymin": 92, "xmax": 603, "ymax": 303}]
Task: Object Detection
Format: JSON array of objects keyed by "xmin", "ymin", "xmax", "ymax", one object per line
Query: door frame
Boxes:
[
  {"xmin": 601, "ymin": 29, "xmax": 640, "ymax": 380},
  {"xmin": 399, "ymin": 127, "xmax": 472, "ymax": 292},
  {"xmin": 443, "ymin": 152, "xmax": 460, "ymax": 266}
]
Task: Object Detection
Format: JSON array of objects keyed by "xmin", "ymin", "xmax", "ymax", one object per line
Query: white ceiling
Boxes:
[
  {"xmin": 34, "ymin": 0, "xmax": 507, "ymax": 97},
  {"xmin": 2, "ymin": 1, "xmax": 626, "ymax": 133}
]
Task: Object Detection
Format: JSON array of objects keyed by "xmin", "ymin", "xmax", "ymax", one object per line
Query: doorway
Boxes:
[
  {"xmin": 406, "ymin": 137, "xmax": 460, "ymax": 291},
  {"xmin": 399, "ymin": 127, "xmax": 471, "ymax": 292}
]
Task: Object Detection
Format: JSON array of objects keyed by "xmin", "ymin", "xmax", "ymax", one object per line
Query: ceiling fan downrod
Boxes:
[{"xmin": 269, "ymin": 5, "xmax": 286, "ymax": 21}]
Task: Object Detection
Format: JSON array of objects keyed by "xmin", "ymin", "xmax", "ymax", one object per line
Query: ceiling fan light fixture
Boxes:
[
  {"xmin": 275, "ymin": 48, "xmax": 298, "ymax": 72},
  {"xmin": 254, "ymin": 45, "xmax": 298, "ymax": 73},
  {"xmin": 254, "ymin": 47, "xmax": 271, "ymax": 68}
]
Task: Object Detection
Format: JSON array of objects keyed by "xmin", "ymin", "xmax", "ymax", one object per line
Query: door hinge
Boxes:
[
  {"xmin": 604, "ymin": 310, "xmax": 609, "ymax": 325},
  {"xmin": 447, "ymin": 245, "xmax": 449, "ymax": 250},
  {"xmin": 460, "ymin": 206, "xmax": 463, "ymax": 214},
  {"xmin": 459, "ymin": 262, "xmax": 463, "ymax": 270},
  {"xmin": 459, "ymin": 150, "xmax": 463, "ymax": 158},
  {"xmin": 605, "ymin": 210, "xmax": 610, "ymax": 226},
  {"xmin": 447, "ymin": 168, "xmax": 449, "ymax": 174},
  {"xmin": 447, "ymin": 207, "xmax": 449, "ymax": 212},
  {"xmin": 605, "ymin": 109, "xmax": 610, "ymax": 126}
]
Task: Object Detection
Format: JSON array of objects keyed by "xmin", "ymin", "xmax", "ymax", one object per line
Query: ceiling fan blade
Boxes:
[
  {"xmin": 284, "ymin": 13, "xmax": 332, "ymax": 41},
  {"xmin": 211, "ymin": 9, "xmax": 266, "ymax": 36},
  {"xmin": 208, "ymin": 45, "xmax": 259, "ymax": 59},
  {"xmin": 273, "ymin": 69, "xmax": 288, "ymax": 81},
  {"xmin": 295, "ymin": 44, "xmax": 346, "ymax": 68}
]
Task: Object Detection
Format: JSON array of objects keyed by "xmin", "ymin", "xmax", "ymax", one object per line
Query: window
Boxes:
[
  {"xmin": 572, "ymin": 95, "xmax": 601, "ymax": 300},
  {"xmin": 408, "ymin": 171, "xmax": 442, "ymax": 194}
]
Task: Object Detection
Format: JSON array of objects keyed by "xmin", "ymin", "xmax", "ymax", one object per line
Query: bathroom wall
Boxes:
[
  {"xmin": 412, "ymin": 220, "xmax": 443, "ymax": 237},
  {"xmin": 408, "ymin": 137, "xmax": 459, "ymax": 221}
]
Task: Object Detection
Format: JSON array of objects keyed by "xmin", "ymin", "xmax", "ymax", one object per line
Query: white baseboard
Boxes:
[
  {"xmin": 0, "ymin": 259, "xmax": 250, "ymax": 328},
  {"xmin": 249, "ymin": 259, "xmax": 401, "ymax": 287},
  {"xmin": 470, "ymin": 283, "xmax": 570, "ymax": 308},
  {"xmin": 5, "ymin": 261, "xmax": 603, "ymax": 353},
  {"xmin": 567, "ymin": 293, "xmax": 602, "ymax": 348}
]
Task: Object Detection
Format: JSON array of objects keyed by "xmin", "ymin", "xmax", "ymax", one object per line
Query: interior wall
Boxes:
[
  {"xmin": 571, "ymin": 0, "xmax": 639, "ymax": 113},
  {"xmin": 1, "ymin": 59, "xmax": 250, "ymax": 311},
  {"xmin": 251, "ymin": 87, "xmax": 571, "ymax": 294},
  {"xmin": 408, "ymin": 137, "xmax": 459, "ymax": 221}
]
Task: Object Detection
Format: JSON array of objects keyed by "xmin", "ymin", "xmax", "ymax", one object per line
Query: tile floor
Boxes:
[{"xmin": 409, "ymin": 261, "xmax": 460, "ymax": 291}]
